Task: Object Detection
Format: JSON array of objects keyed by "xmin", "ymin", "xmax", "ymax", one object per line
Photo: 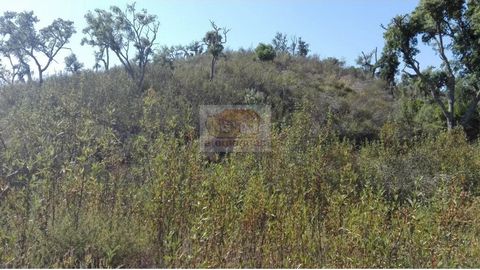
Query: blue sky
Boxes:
[{"xmin": 0, "ymin": 0, "xmax": 436, "ymax": 75}]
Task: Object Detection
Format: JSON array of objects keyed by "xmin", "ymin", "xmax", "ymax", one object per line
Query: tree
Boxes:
[
  {"xmin": 377, "ymin": 47, "xmax": 400, "ymax": 96},
  {"xmin": 81, "ymin": 8, "xmax": 113, "ymax": 71},
  {"xmin": 185, "ymin": 41, "xmax": 204, "ymax": 56},
  {"xmin": 153, "ymin": 46, "xmax": 176, "ymax": 69},
  {"xmin": 0, "ymin": 11, "xmax": 75, "ymax": 84},
  {"xmin": 0, "ymin": 42, "xmax": 33, "ymax": 85},
  {"xmin": 255, "ymin": 43, "xmax": 276, "ymax": 61},
  {"xmin": 169, "ymin": 42, "xmax": 204, "ymax": 59},
  {"xmin": 356, "ymin": 48, "xmax": 379, "ymax": 78},
  {"xmin": 289, "ymin": 35, "xmax": 297, "ymax": 55},
  {"xmin": 0, "ymin": 63, "xmax": 13, "ymax": 85},
  {"xmin": 272, "ymin": 32, "xmax": 288, "ymax": 53},
  {"xmin": 64, "ymin": 53, "xmax": 84, "ymax": 73},
  {"xmin": 153, "ymin": 43, "xmax": 202, "ymax": 70},
  {"xmin": 381, "ymin": 0, "xmax": 480, "ymax": 130},
  {"xmin": 297, "ymin": 37, "xmax": 309, "ymax": 57},
  {"xmin": 0, "ymin": 50, "xmax": 29, "ymax": 85},
  {"xmin": 82, "ymin": 3, "xmax": 159, "ymax": 89},
  {"xmin": 203, "ymin": 20, "xmax": 230, "ymax": 80}
]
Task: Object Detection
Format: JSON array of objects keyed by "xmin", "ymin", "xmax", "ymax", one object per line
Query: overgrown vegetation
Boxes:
[
  {"xmin": 1, "ymin": 0, "xmax": 480, "ymax": 268},
  {"xmin": 1, "ymin": 50, "xmax": 479, "ymax": 268}
]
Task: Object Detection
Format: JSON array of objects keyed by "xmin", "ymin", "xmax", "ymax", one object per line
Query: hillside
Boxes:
[{"xmin": 1, "ymin": 51, "xmax": 480, "ymax": 267}]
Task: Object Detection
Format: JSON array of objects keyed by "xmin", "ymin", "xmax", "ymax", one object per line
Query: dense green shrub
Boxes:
[{"xmin": 255, "ymin": 43, "xmax": 276, "ymax": 61}]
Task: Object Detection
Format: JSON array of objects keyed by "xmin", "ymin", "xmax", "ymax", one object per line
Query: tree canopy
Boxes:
[
  {"xmin": 82, "ymin": 3, "xmax": 159, "ymax": 90},
  {"xmin": 381, "ymin": 0, "xmax": 480, "ymax": 130},
  {"xmin": 0, "ymin": 11, "xmax": 75, "ymax": 84}
]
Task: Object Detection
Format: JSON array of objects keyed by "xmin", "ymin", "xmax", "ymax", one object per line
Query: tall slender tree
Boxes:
[
  {"xmin": 203, "ymin": 20, "xmax": 230, "ymax": 80},
  {"xmin": 272, "ymin": 32, "xmax": 289, "ymax": 53},
  {"xmin": 297, "ymin": 37, "xmax": 310, "ymax": 57}
]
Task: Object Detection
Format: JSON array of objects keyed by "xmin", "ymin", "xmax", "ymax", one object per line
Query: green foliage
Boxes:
[
  {"xmin": 377, "ymin": 46, "xmax": 399, "ymax": 88},
  {"xmin": 203, "ymin": 21, "xmax": 230, "ymax": 80},
  {"xmin": 392, "ymin": 97, "xmax": 444, "ymax": 137},
  {"xmin": 82, "ymin": 2, "xmax": 159, "ymax": 88},
  {"xmin": 356, "ymin": 48, "xmax": 379, "ymax": 78},
  {"xmin": 255, "ymin": 43, "xmax": 276, "ymax": 61},
  {"xmin": 0, "ymin": 11, "xmax": 75, "ymax": 84},
  {"xmin": 271, "ymin": 32, "xmax": 308, "ymax": 57},
  {"xmin": 64, "ymin": 53, "xmax": 84, "ymax": 73},
  {"xmin": 272, "ymin": 32, "xmax": 288, "ymax": 53},
  {"xmin": 381, "ymin": 0, "xmax": 480, "ymax": 130},
  {"xmin": 297, "ymin": 37, "xmax": 309, "ymax": 57},
  {"xmin": 1, "ymin": 2, "xmax": 480, "ymax": 267},
  {"xmin": 1, "ymin": 48, "xmax": 480, "ymax": 268}
]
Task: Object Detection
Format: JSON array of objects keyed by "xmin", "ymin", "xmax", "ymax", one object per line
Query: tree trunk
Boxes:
[
  {"xmin": 26, "ymin": 67, "xmax": 32, "ymax": 82},
  {"xmin": 20, "ymin": 59, "xmax": 32, "ymax": 82},
  {"xmin": 210, "ymin": 56, "xmax": 216, "ymax": 80},
  {"xmin": 447, "ymin": 80, "xmax": 456, "ymax": 130},
  {"xmin": 37, "ymin": 65, "xmax": 43, "ymax": 85},
  {"xmin": 446, "ymin": 115, "xmax": 454, "ymax": 130},
  {"xmin": 137, "ymin": 67, "xmax": 146, "ymax": 92},
  {"xmin": 106, "ymin": 48, "xmax": 110, "ymax": 71}
]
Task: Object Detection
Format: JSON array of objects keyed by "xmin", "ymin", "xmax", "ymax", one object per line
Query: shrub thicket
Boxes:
[{"xmin": 1, "ymin": 53, "xmax": 479, "ymax": 268}]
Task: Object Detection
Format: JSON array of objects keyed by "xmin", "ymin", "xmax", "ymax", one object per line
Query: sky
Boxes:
[{"xmin": 0, "ymin": 0, "xmax": 437, "ymax": 76}]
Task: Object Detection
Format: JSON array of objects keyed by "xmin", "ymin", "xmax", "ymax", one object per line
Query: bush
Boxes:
[{"xmin": 255, "ymin": 43, "xmax": 276, "ymax": 61}]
